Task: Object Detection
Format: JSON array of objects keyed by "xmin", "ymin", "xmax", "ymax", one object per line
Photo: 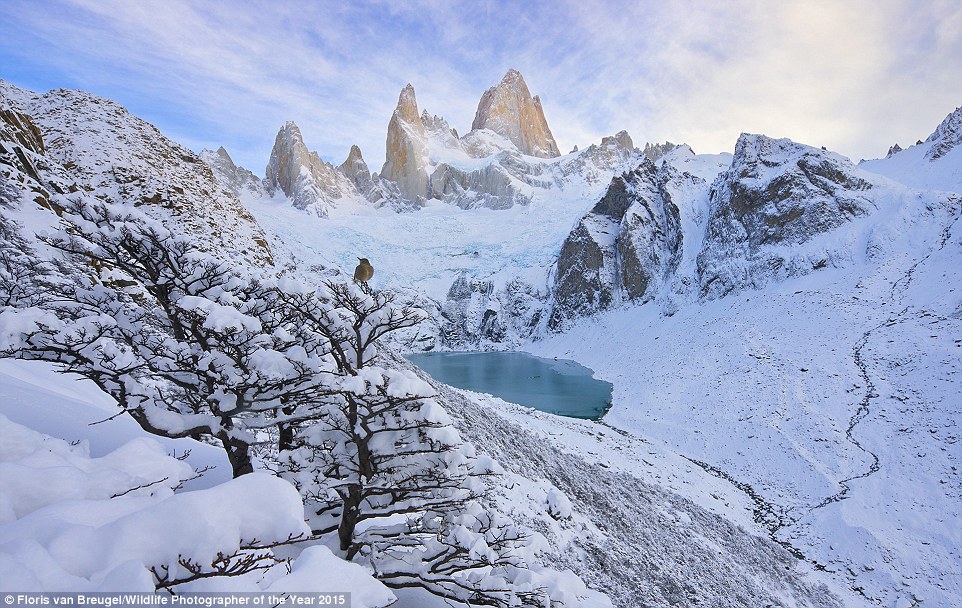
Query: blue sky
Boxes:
[{"xmin": 2, "ymin": 0, "xmax": 960, "ymax": 173}]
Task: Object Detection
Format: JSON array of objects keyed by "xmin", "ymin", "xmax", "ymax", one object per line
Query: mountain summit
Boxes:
[
  {"xmin": 381, "ymin": 84, "xmax": 429, "ymax": 202},
  {"xmin": 471, "ymin": 69, "xmax": 561, "ymax": 158}
]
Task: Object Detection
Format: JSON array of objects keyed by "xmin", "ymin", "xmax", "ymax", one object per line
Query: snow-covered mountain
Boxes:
[
  {"xmin": 2, "ymin": 72, "xmax": 961, "ymax": 608},
  {"xmin": 0, "ymin": 81, "xmax": 273, "ymax": 265},
  {"xmin": 860, "ymin": 104, "xmax": 962, "ymax": 193}
]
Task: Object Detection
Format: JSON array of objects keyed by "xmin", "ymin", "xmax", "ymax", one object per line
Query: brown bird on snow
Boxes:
[{"xmin": 353, "ymin": 257, "xmax": 374, "ymax": 292}]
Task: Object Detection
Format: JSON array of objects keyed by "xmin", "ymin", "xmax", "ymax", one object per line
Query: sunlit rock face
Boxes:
[
  {"xmin": 471, "ymin": 69, "xmax": 561, "ymax": 159},
  {"xmin": 265, "ymin": 121, "xmax": 358, "ymax": 216},
  {"xmin": 381, "ymin": 84, "xmax": 429, "ymax": 203}
]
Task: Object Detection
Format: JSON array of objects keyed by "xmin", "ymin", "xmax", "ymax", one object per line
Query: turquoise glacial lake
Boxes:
[{"xmin": 405, "ymin": 351, "xmax": 613, "ymax": 420}]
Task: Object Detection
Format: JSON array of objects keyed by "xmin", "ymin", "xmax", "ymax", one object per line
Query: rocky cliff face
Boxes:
[
  {"xmin": 265, "ymin": 121, "xmax": 362, "ymax": 216},
  {"xmin": 696, "ymin": 134, "xmax": 875, "ymax": 298},
  {"xmin": 0, "ymin": 81, "xmax": 273, "ymax": 265},
  {"xmin": 549, "ymin": 159, "xmax": 684, "ymax": 329},
  {"xmin": 440, "ymin": 275, "xmax": 548, "ymax": 348},
  {"xmin": 471, "ymin": 69, "xmax": 560, "ymax": 158},
  {"xmin": 381, "ymin": 84, "xmax": 429, "ymax": 203},
  {"xmin": 201, "ymin": 146, "xmax": 264, "ymax": 199}
]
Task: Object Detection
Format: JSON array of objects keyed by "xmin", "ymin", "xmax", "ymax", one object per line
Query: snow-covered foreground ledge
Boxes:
[{"xmin": 0, "ymin": 411, "xmax": 395, "ymax": 602}]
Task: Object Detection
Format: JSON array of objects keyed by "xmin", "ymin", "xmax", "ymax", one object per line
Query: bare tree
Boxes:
[
  {"xmin": 277, "ymin": 284, "xmax": 552, "ymax": 606},
  {"xmin": 1, "ymin": 196, "xmax": 338, "ymax": 477}
]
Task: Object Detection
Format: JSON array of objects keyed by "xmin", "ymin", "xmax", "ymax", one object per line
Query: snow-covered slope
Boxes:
[
  {"xmin": 860, "ymin": 104, "xmax": 962, "ymax": 193},
  {"xmin": 528, "ymin": 195, "xmax": 962, "ymax": 607},
  {"xmin": 0, "ymin": 80, "xmax": 273, "ymax": 265}
]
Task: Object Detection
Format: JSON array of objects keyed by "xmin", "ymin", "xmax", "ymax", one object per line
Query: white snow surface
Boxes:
[
  {"xmin": 528, "ymin": 208, "xmax": 962, "ymax": 607},
  {"xmin": 0, "ymin": 361, "xmax": 395, "ymax": 605}
]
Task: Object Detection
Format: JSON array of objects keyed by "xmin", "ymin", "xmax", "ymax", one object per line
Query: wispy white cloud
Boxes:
[{"xmin": 1, "ymin": 0, "xmax": 959, "ymax": 173}]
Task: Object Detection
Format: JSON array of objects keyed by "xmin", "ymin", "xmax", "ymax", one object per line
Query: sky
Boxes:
[{"xmin": 1, "ymin": 0, "xmax": 961, "ymax": 173}]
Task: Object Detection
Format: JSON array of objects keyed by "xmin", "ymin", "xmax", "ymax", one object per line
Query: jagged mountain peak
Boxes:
[
  {"xmin": 394, "ymin": 83, "xmax": 423, "ymax": 127},
  {"xmin": 381, "ymin": 84, "xmax": 429, "ymax": 202},
  {"xmin": 342, "ymin": 144, "xmax": 364, "ymax": 165},
  {"xmin": 924, "ymin": 104, "xmax": 962, "ymax": 161},
  {"xmin": 601, "ymin": 130, "xmax": 634, "ymax": 151},
  {"xmin": 213, "ymin": 145, "xmax": 235, "ymax": 167},
  {"xmin": 471, "ymin": 69, "xmax": 560, "ymax": 158},
  {"xmin": 265, "ymin": 121, "xmax": 361, "ymax": 214}
]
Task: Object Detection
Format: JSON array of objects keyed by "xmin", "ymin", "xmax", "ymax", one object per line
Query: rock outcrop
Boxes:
[
  {"xmin": 924, "ymin": 105, "xmax": 962, "ymax": 161},
  {"xmin": 471, "ymin": 69, "xmax": 561, "ymax": 158},
  {"xmin": 549, "ymin": 159, "xmax": 683, "ymax": 329},
  {"xmin": 200, "ymin": 146, "xmax": 263, "ymax": 199},
  {"xmin": 337, "ymin": 144, "xmax": 376, "ymax": 199},
  {"xmin": 381, "ymin": 84, "xmax": 429, "ymax": 203},
  {"xmin": 265, "ymin": 121, "xmax": 359, "ymax": 215},
  {"xmin": 643, "ymin": 140, "xmax": 680, "ymax": 162},
  {"xmin": 697, "ymin": 134, "xmax": 874, "ymax": 298},
  {"xmin": 440, "ymin": 274, "xmax": 547, "ymax": 348}
]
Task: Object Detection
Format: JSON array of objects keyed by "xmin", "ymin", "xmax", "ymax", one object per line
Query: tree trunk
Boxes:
[
  {"xmin": 219, "ymin": 430, "xmax": 254, "ymax": 478},
  {"xmin": 278, "ymin": 404, "xmax": 296, "ymax": 452},
  {"xmin": 339, "ymin": 485, "xmax": 361, "ymax": 553}
]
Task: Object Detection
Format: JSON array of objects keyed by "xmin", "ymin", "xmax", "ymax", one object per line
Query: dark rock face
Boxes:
[
  {"xmin": 0, "ymin": 107, "xmax": 44, "ymax": 155},
  {"xmin": 697, "ymin": 134, "xmax": 874, "ymax": 298},
  {"xmin": 549, "ymin": 159, "xmax": 683, "ymax": 329}
]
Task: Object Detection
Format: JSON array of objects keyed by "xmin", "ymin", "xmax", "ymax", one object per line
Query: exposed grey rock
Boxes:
[
  {"xmin": 697, "ymin": 134, "xmax": 874, "ymax": 299},
  {"xmin": 429, "ymin": 162, "xmax": 530, "ymax": 210},
  {"xmin": 549, "ymin": 159, "xmax": 683, "ymax": 329},
  {"xmin": 885, "ymin": 143, "xmax": 903, "ymax": 158},
  {"xmin": 440, "ymin": 274, "xmax": 547, "ymax": 348},
  {"xmin": 201, "ymin": 146, "xmax": 264, "ymax": 199},
  {"xmin": 265, "ymin": 121, "xmax": 361, "ymax": 216},
  {"xmin": 643, "ymin": 140, "xmax": 680, "ymax": 162},
  {"xmin": 924, "ymin": 105, "xmax": 962, "ymax": 161},
  {"xmin": 553, "ymin": 131, "xmax": 641, "ymax": 189},
  {"xmin": 337, "ymin": 144, "xmax": 374, "ymax": 197}
]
